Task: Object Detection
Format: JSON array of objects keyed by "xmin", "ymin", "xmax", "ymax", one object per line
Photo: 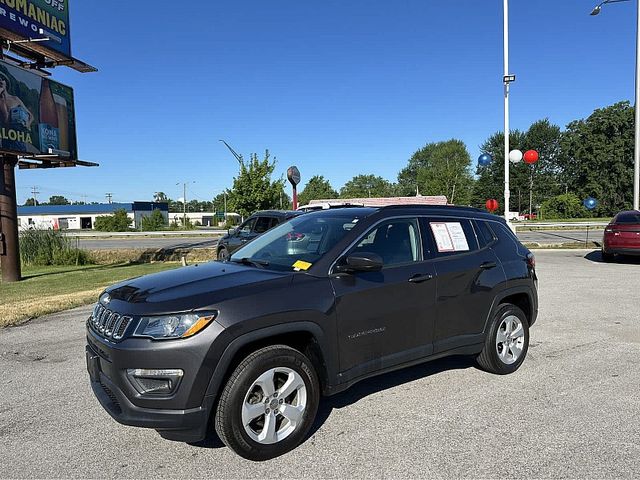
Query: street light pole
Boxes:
[
  {"xmin": 591, "ymin": 0, "xmax": 640, "ymax": 210},
  {"xmin": 503, "ymin": 0, "xmax": 511, "ymax": 223},
  {"xmin": 635, "ymin": 0, "xmax": 640, "ymax": 209}
]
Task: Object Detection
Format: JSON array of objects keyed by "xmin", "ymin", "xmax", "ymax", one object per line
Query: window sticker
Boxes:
[
  {"xmin": 430, "ymin": 222, "xmax": 470, "ymax": 252},
  {"xmin": 445, "ymin": 222, "xmax": 469, "ymax": 251},
  {"xmin": 292, "ymin": 260, "xmax": 312, "ymax": 271},
  {"xmin": 430, "ymin": 223, "xmax": 454, "ymax": 252}
]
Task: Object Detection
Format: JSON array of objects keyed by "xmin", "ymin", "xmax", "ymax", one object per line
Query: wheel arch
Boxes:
[
  {"xmin": 204, "ymin": 322, "xmax": 334, "ymax": 402},
  {"xmin": 484, "ymin": 286, "xmax": 537, "ymax": 332}
]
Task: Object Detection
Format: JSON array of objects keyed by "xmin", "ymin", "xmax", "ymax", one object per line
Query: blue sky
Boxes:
[{"xmin": 15, "ymin": 0, "xmax": 639, "ymax": 205}]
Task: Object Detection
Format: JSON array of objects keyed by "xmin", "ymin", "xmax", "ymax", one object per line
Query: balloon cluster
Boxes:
[
  {"xmin": 509, "ymin": 149, "xmax": 539, "ymax": 164},
  {"xmin": 478, "ymin": 150, "xmax": 539, "ymax": 167}
]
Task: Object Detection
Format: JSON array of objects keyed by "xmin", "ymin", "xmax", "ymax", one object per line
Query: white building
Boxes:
[{"xmin": 17, "ymin": 202, "xmax": 169, "ymax": 230}]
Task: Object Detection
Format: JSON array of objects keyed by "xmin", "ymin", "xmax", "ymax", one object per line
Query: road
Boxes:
[
  {"xmin": 72, "ymin": 229, "xmax": 604, "ymax": 250},
  {"xmin": 1, "ymin": 250, "xmax": 638, "ymax": 478}
]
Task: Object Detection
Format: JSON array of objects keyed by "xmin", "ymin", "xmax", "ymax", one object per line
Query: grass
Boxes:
[{"xmin": 0, "ymin": 262, "xmax": 181, "ymax": 328}]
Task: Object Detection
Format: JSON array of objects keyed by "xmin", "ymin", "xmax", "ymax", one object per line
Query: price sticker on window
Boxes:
[{"xmin": 430, "ymin": 222, "xmax": 470, "ymax": 252}]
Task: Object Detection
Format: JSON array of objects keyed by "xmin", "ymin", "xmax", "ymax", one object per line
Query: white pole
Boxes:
[
  {"xmin": 635, "ymin": 0, "xmax": 640, "ymax": 210},
  {"xmin": 503, "ymin": 0, "xmax": 511, "ymax": 223}
]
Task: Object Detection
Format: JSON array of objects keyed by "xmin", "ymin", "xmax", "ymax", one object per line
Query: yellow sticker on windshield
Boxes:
[{"xmin": 293, "ymin": 260, "xmax": 312, "ymax": 271}]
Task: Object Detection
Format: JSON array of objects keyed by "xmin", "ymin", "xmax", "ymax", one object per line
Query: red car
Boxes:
[{"xmin": 602, "ymin": 210, "xmax": 640, "ymax": 261}]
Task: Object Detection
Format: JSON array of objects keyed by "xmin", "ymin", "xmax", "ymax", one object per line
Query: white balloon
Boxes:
[{"xmin": 509, "ymin": 149, "xmax": 523, "ymax": 163}]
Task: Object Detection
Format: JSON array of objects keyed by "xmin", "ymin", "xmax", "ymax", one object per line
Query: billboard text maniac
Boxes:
[{"xmin": 0, "ymin": 0, "xmax": 70, "ymax": 58}]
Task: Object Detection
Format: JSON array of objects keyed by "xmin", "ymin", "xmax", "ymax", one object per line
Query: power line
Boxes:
[
  {"xmin": 105, "ymin": 193, "xmax": 113, "ymax": 204},
  {"xmin": 31, "ymin": 186, "xmax": 40, "ymax": 204}
]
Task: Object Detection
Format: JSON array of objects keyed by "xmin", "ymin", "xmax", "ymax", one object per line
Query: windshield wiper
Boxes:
[{"xmin": 231, "ymin": 257, "xmax": 270, "ymax": 268}]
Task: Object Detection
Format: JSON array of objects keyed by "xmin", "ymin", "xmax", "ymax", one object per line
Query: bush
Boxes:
[
  {"xmin": 94, "ymin": 209, "xmax": 133, "ymax": 232},
  {"xmin": 141, "ymin": 209, "xmax": 167, "ymax": 231},
  {"xmin": 540, "ymin": 193, "xmax": 583, "ymax": 219},
  {"xmin": 20, "ymin": 228, "xmax": 91, "ymax": 266}
]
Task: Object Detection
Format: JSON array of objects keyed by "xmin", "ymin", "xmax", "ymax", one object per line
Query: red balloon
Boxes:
[
  {"xmin": 524, "ymin": 150, "xmax": 539, "ymax": 164},
  {"xmin": 486, "ymin": 199, "xmax": 499, "ymax": 212}
]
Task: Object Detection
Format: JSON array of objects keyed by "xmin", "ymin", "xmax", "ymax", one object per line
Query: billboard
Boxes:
[
  {"xmin": 0, "ymin": 59, "xmax": 77, "ymax": 159},
  {"xmin": 0, "ymin": 0, "xmax": 71, "ymax": 59}
]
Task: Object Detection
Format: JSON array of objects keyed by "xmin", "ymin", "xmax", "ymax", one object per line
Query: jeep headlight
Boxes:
[{"xmin": 134, "ymin": 312, "xmax": 217, "ymax": 340}]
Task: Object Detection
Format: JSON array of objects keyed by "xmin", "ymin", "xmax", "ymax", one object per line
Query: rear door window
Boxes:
[
  {"xmin": 254, "ymin": 216, "xmax": 277, "ymax": 234},
  {"xmin": 425, "ymin": 218, "xmax": 479, "ymax": 257}
]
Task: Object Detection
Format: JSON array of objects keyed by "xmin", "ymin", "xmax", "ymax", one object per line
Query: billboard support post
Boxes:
[{"xmin": 0, "ymin": 155, "xmax": 21, "ymax": 282}]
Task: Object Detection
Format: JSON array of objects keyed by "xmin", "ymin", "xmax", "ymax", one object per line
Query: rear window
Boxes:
[
  {"xmin": 615, "ymin": 212, "xmax": 640, "ymax": 224},
  {"xmin": 474, "ymin": 220, "xmax": 496, "ymax": 247}
]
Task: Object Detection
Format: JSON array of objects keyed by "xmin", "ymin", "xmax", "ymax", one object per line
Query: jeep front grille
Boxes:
[{"xmin": 90, "ymin": 304, "xmax": 132, "ymax": 341}]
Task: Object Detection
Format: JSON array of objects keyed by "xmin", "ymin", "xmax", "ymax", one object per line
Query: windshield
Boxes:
[{"xmin": 229, "ymin": 212, "xmax": 362, "ymax": 271}]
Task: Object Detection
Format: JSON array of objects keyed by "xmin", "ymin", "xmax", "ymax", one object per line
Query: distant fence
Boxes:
[{"xmin": 62, "ymin": 230, "xmax": 225, "ymax": 238}]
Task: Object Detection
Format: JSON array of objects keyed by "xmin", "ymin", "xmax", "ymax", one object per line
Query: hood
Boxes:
[{"xmin": 105, "ymin": 261, "xmax": 292, "ymax": 313}]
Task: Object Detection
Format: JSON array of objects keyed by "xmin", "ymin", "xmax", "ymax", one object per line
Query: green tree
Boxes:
[
  {"xmin": 141, "ymin": 209, "xmax": 167, "ymax": 231},
  {"xmin": 398, "ymin": 139, "xmax": 474, "ymax": 204},
  {"xmin": 473, "ymin": 119, "xmax": 564, "ymax": 214},
  {"xmin": 298, "ymin": 175, "xmax": 339, "ymax": 205},
  {"xmin": 24, "ymin": 198, "xmax": 39, "ymax": 206},
  {"xmin": 153, "ymin": 192, "xmax": 168, "ymax": 203},
  {"xmin": 47, "ymin": 195, "xmax": 70, "ymax": 205},
  {"xmin": 228, "ymin": 150, "xmax": 285, "ymax": 218},
  {"xmin": 540, "ymin": 193, "xmax": 583, "ymax": 219},
  {"xmin": 559, "ymin": 101, "xmax": 635, "ymax": 216},
  {"xmin": 340, "ymin": 174, "xmax": 395, "ymax": 198},
  {"xmin": 94, "ymin": 209, "xmax": 132, "ymax": 232}
]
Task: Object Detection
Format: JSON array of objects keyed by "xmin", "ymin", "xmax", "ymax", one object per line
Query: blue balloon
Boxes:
[
  {"xmin": 583, "ymin": 197, "xmax": 597, "ymax": 210},
  {"xmin": 478, "ymin": 154, "xmax": 492, "ymax": 166}
]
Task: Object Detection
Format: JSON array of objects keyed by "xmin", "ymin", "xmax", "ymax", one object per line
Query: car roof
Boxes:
[
  {"xmin": 297, "ymin": 205, "xmax": 505, "ymax": 222},
  {"xmin": 251, "ymin": 210, "xmax": 304, "ymax": 218}
]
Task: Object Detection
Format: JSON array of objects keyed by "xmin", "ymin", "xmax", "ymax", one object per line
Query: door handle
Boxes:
[
  {"xmin": 409, "ymin": 274, "xmax": 433, "ymax": 283},
  {"xmin": 480, "ymin": 261, "xmax": 497, "ymax": 269}
]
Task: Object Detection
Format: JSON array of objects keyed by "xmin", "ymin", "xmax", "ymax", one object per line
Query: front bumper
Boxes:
[
  {"xmin": 86, "ymin": 319, "xmax": 227, "ymax": 442},
  {"xmin": 88, "ymin": 353, "xmax": 213, "ymax": 441}
]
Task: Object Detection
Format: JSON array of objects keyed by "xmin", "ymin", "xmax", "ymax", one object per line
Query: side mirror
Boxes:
[
  {"xmin": 228, "ymin": 228, "xmax": 236, "ymax": 235},
  {"xmin": 336, "ymin": 252, "xmax": 383, "ymax": 273}
]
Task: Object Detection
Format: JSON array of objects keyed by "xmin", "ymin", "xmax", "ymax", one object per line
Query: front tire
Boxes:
[
  {"xmin": 217, "ymin": 247, "xmax": 228, "ymax": 261},
  {"xmin": 477, "ymin": 304, "xmax": 529, "ymax": 375},
  {"xmin": 215, "ymin": 345, "xmax": 320, "ymax": 461}
]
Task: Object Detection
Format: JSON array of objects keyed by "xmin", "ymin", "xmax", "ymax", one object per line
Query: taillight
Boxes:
[
  {"xmin": 526, "ymin": 252, "xmax": 536, "ymax": 269},
  {"xmin": 605, "ymin": 224, "xmax": 619, "ymax": 235}
]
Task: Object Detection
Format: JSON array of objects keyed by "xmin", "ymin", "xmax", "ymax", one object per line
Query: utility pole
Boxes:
[
  {"xmin": 105, "ymin": 193, "xmax": 113, "ymax": 204},
  {"xmin": 1, "ymin": 155, "xmax": 21, "ymax": 282},
  {"xmin": 31, "ymin": 186, "xmax": 40, "ymax": 205},
  {"xmin": 177, "ymin": 181, "xmax": 194, "ymax": 228}
]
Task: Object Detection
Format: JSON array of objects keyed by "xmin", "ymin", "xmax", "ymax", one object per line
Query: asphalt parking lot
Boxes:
[{"xmin": 1, "ymin": 250, "xmax": 639, "ymax": 478}]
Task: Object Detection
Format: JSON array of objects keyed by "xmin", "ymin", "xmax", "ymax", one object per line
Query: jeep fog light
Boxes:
[{"xmin": 126, "ymin": 368, "xmax": 184, "ymax": 395}]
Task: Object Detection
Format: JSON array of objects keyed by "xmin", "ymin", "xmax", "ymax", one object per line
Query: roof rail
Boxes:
[{"xmin": 379, "ymin": 204, "xmax": 486, "ymax": 213}]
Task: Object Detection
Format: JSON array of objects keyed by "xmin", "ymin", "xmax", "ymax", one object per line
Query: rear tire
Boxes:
[
  {"xmin": 477, "ymin": 304, "xmax": 529, "ymax": 375},
  {"xmin": 601, "ymin": 249, "xmax": 614, "ymax": 262},
  {"xmin": 215, "ymin": 345, "xmax": 320, "ymax": 461},
  {"xmin": 217, "ymin": 247, "xmax": 228, "ymax": 261}
]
